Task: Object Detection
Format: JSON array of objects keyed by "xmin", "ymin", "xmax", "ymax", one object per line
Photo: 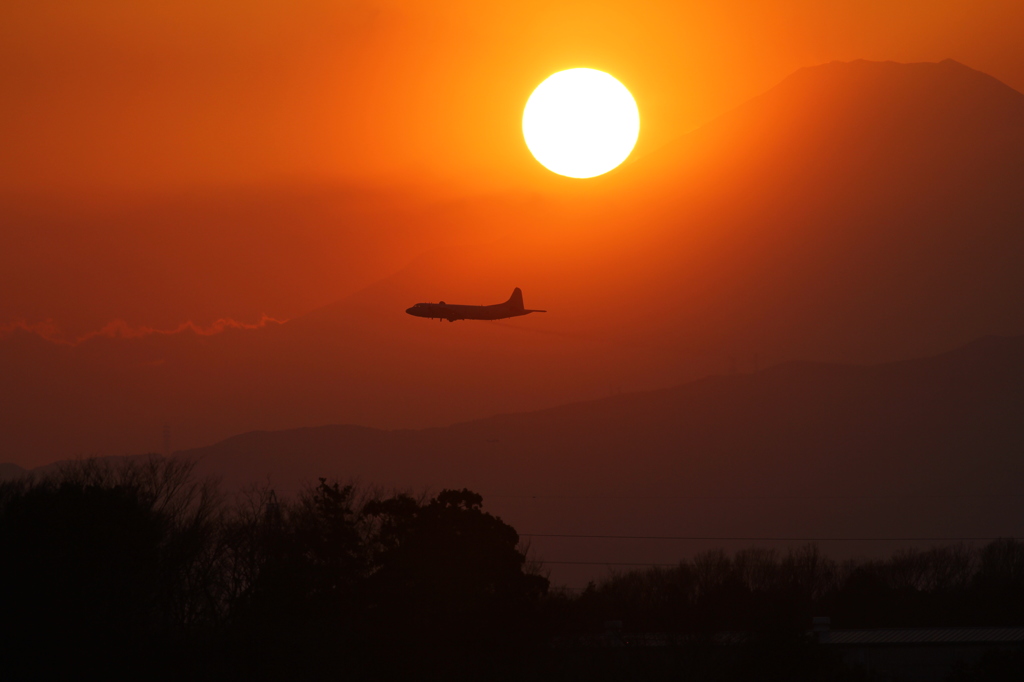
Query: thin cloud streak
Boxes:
[{"xmin": 0, "ymin": 314, "xmax": 288, "ymax": 346}]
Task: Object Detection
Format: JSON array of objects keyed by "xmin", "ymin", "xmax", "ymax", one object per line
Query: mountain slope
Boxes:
[
  {"xmin": 152, "ymin": 335, "xmax": 1024, "ymax": 585},
  {"xmin": 9, "ymin": 335, "xmax": 1024, "ymax": 586},
  {"xmin": 169, "ymin": 334, "xmax": 1024, "ymax": 496},
  {"xmin": 2, "ymin": 59, "xmax": 1023, "ymax": 463}
]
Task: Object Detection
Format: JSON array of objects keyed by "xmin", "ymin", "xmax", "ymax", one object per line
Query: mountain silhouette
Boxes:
[
  {"xmin": 2, "ymin": 59, "xmax": 1023, "ymax": 463},
  {"xmin": 7, "ymin": 335, "xmax": 1024, "ymax": 586}
]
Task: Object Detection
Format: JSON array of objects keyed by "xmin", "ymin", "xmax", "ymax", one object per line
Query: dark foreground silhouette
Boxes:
[
  {"xmin": 2, "ymin": 459, "xmax": 1023, "ymax": 680},
  {"xmin": 0, "ymin": 459, "xmax": 547, "ymax": 680}
]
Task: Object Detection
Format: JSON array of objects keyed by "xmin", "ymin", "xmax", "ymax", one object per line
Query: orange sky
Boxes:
[
  {"xmin": 3, "ymin": 0, "xmax": 1023, "ymax": 198},
  {"xmin": 3, "ymin": 2, "xmax": 1024, "ymax": 465}
]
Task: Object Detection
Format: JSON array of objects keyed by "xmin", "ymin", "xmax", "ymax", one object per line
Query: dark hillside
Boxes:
[{"xmin": 162, "ymin": 335, "xmax": 1024, "ymax": 586}]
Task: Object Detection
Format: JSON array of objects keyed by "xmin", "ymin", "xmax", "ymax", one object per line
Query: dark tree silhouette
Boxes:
[
  {"xmin": 5, "ymin": 457, "xmax": 1023, "ymax": 681},
  {"xmin": 361, "ymin": 488, "xmax": 549, "ymax": 678},
  {"xmin": 223, "ymin": 479, "xmax": 370, "ymax": 678},
  {"xmin": 0, "ymin": 458, "xmax": 218, "ymax": 677}
]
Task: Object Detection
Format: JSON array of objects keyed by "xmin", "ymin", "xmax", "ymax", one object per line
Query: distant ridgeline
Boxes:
[
  {"xmin": 2, "ymin": 458, "xmax": 1024, "ymax": 680},
  {"xmin": 5, "ymin": 334, "xmax": 1024, "ymax": 593},
  {"xmin": 4, "ymin": 59, "xmax": 1024, "ymax": 463}
]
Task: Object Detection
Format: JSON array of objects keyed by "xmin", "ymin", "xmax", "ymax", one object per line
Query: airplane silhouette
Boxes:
[{"xmin": 406, "ymin": 288, "xmax": 546, "ymax": 322}]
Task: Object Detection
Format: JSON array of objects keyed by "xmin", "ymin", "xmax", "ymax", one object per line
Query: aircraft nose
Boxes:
[{"xmin": 405, "ymin": 307, "xmax": 417, "ymax": 316}]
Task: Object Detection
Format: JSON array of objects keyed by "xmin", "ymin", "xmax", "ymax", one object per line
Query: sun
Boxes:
[{"xmin": 522, "ymin": 68, "xmax": 640, "ymax": 179}]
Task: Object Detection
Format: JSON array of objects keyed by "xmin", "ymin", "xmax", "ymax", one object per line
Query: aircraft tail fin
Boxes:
[
  {"xmin": 507, "ymin": 287, "xmax": 525, "ymax": 312},
  {"xmin": 507, "ymin": 287, "xmax": 546, "ymax": 314}
]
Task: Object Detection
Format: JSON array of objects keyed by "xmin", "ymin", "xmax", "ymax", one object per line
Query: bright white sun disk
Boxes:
[{"xmin": 522, "ymin": 68, "xmax": 640, "ymax": 179}]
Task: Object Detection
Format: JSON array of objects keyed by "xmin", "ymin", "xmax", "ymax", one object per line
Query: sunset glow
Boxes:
[
  {"xmin": 5, "ymin": 4, "xmax": 1024, "ymax": 664},
  {"xmin": 522, "ymin": 68, "xmax": 640, "ymax": 179}
]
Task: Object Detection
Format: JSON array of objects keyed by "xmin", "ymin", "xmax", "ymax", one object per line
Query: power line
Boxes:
[
  {"xmin": 247, "ymin": 488, "xmax": 1024, "ymax": 502},
  {"xmin": 538, "ymin": 561, "xmax": 680, "ymax": 567},
  {"xmin": 520, "ymin": 534, "xmax": 1019, "ymax": 542},
  {"xmin": 493, "ymin": 494, "xmax": 1024, "ymax": 500}
]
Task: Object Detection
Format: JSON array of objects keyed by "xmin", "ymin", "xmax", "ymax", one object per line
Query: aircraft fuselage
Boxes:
[{"xmin": 405, "ymin": 287, "xmax": 545, "ymax": 322}]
